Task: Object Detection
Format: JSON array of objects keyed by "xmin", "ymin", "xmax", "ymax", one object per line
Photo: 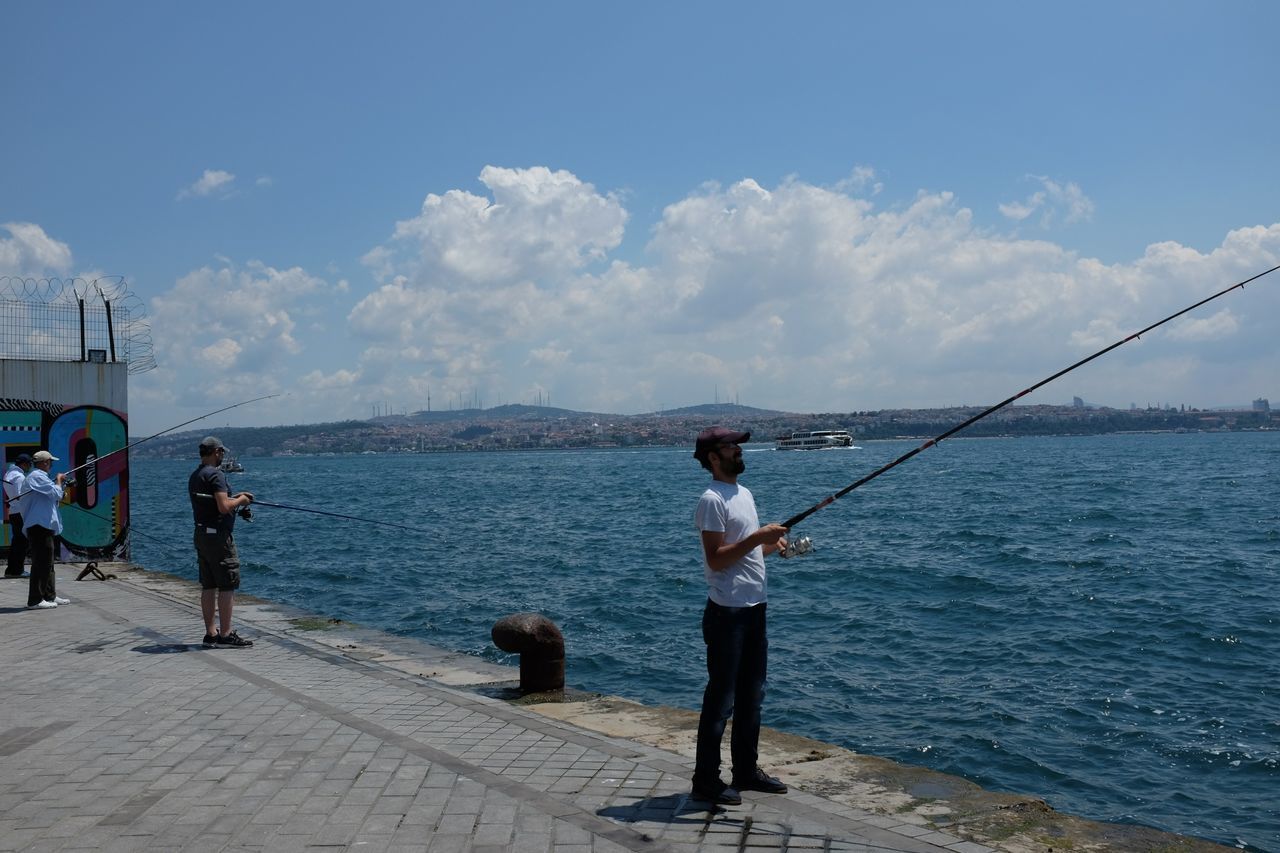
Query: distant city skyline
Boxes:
[
  {"xmin": 3, "ymin": 3, "xmax": 1277, "ymax": 436},
  {"xmin": 366, "ymin": 395, "xmax": 1272, "ymax": 421}
]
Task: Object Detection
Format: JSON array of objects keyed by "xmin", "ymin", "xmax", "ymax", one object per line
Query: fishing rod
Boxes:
[
  {"xmin": 65, "ymin": 393, "xmax": 283, "ymax": 482},
  {"xmin": 20, "ymin": 503, "xmax": 177, "ymax": 580},
  {"xmin": 192, "ymin": 493, "xmax": 436, "ymax": 536},
  {"xmin": 8, "ymin": 394, "xmax": 282, "ymax": 503},
  {"xmin": 780, "ymin": 262, "xmax": 1280, "ymax": 534}
]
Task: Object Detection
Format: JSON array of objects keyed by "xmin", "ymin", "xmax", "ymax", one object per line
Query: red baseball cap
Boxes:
[{"xmin": 693, "ymin": 426, "xmax": 751, "ymax": 463}]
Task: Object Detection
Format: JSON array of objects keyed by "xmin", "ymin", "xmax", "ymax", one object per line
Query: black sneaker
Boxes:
[
  {"xmin": 201, "ymin": 634, "xmax": 218, "ymax": 648},
  {"xmin": 690, "ymin": 780, "xmax": 742, "ymax": 805},
  {"xmin": 732, "ymin": 767, "xmax": 788, "ymax": 794},
  {"xmin": 215, "ymin": 631, "xmax": 253, "ymax": 648}
]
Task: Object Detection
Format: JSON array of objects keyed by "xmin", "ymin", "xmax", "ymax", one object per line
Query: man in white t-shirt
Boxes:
[{"xmin": 690, "ymin": 426, "xmax": 791, "ymax": 805}]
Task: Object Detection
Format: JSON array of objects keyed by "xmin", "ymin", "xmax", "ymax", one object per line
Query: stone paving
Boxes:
[{"xmin": 0, "ymin": 571, "xmax": 995, "ymax": 853}]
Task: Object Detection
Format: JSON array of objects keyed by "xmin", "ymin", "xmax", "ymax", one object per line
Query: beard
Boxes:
[{"xmin": 719, "ymin": 452, "xmax": 746, "ymax": 476}]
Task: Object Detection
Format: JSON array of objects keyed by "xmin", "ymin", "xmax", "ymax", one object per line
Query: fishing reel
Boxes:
[
  {"xmin": 781, "ymin": 536, "xmax": 814, "ymax": 559},
  {"xmin": 237, "ymin": 505, "xmax": 253, "ymax": 522}
]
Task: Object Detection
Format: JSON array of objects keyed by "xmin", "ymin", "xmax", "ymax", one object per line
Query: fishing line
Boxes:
[
  {"xmin": 780, "ymin": 263, "xmax": 1280, "ymax": 531},
  {"xmin": 8, "ymin": 393, "xmax": 282, "ymax": 503},
  {"xmin": 6, "ymin": 394, "xmax": 282, "ymax": 557},
  {"xmin": 192, "ymin": 493, "xmax": 436, "ymax": 536},
  {"xmin": 59, "ymin": 504, "xmax": 172, "ymax": 549}
]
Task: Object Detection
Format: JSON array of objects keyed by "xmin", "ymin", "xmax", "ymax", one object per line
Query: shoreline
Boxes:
[
  {"xmin": 133, "ymin": 426, "xmax": 1280, "ymax": 459},
  {"xmin": 99, "ymin": 560, "xmax": 1233, "ymax": 852}
]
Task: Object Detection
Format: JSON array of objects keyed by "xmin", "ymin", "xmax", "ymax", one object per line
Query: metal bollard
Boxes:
[{"xmin": 491, "ymin": 612, "xmax": 565, "ymax": 693}]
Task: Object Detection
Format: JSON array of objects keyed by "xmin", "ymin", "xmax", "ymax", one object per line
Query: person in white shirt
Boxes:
[
  {"xmin": 3, "ymin": 453, "xmax": 32, "ymax": 578},
  {"xmin": 22, "ymin": 450, "xmax": 69, "ymax": 609},
  {"xmin": 690, "ymin": 426, "xmax": 791, "ymax": 805}
]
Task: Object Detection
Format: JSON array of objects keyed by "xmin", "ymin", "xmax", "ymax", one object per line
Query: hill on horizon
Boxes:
[
  {"xmin": 368, "ymin": 401, "xmax": 790, "ymax": 425},
  {"xmin": 129, "ymin": 402, "xmax": 787, "ymax": 446},
  {"xmin": 643, "ymin": 403, "xmax": 786, "ymax": 418},
  {"xmin": 377, "ymin": 403, "xmax": 604, "ymax": 425}
]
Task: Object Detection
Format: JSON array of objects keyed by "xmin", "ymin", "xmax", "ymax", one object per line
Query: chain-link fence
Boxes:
[{"xmin": 0, "ymin": 276, "xmax": 155, "ymax": 373}]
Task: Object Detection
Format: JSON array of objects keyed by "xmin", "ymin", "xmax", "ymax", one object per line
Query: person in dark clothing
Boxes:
[
  {"xmin": 188, "ymin": 436, "xmax": 254, "ymax": 648},
  {"xmin": 4, "ymin": 453, "xmax": 32, "ymax": 577}
]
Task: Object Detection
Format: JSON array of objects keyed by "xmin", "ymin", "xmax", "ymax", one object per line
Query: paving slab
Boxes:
[{"xmin": 0, "ymin": 566, "xmax": 1230, "ymax": 852}]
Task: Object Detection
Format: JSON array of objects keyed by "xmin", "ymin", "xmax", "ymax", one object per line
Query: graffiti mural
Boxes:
[{"xmin": 2, "ymin": 399, "xmax": 128, "ymax": 560}]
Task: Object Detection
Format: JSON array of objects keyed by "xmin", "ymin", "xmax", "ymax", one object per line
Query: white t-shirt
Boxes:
[
  {"xmin": 3, "ymin": 465, "xmax": 26, "ymax": 518},
  {"xmin": 695, "ymin": 480, "xmax": 767, "ymax": 607}
]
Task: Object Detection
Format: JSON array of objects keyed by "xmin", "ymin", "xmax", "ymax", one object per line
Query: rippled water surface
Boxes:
[{"xmin": 128, "ymin": 432, "xmax": 1280, "ymax": 850}]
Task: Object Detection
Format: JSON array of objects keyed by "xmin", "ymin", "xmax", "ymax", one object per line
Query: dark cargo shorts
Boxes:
[{"xmin": 194, "ymin": 529, "xmax": 241, "ymax": 591}]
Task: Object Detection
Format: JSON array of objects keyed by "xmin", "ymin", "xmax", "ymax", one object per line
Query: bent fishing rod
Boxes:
[
  {"xmin": 191, "ymin": 493, "xmax": 435, "ymax": 536},
  {"xmin": 780, "ymin": 262, "xmax": 1280, "ymax": 533},
  {"xmin": 11, "ymin": 394, "xmax": 282, "ymax": 502}
]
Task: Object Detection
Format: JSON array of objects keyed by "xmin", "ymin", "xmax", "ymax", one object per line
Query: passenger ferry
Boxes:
[{"xmin": 774, "ymin": 430, "xmax": 858, "ymax": 450}]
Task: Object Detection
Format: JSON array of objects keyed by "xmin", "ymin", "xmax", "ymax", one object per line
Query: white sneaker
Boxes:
[
  {"xmin": 54, "ymin": 597, "xmax": 70, "ymax": 605},
  {"xmin": 29, "ymin": 600, "xmax": 57, "ymax": 609}
]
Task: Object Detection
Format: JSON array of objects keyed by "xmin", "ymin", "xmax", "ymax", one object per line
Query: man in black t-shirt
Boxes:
[{"xmin": 188, "ymin": 436, "xmax": 254, "ymax": 648}]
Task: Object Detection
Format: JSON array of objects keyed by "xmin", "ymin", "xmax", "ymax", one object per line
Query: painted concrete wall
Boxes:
[{"xmin": 2, "ymin": 358, "xmax": 129, "ymax": 560}]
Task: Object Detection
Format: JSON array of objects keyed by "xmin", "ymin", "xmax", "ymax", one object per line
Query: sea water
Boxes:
[{"xmin": 124, "ymin": 432, "xmax": 1279, "ymax": 850}]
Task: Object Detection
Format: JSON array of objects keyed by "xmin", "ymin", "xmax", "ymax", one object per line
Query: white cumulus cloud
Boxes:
[
  {"xmin": 1000, "ymin": 175, "xmax": 1096, "ymax": 226},
  {"xmin": 0, "ymin": 222, "xmax": 74, "ymax": 277},
  {"xmin": 368, "ymin": 164, "xmax": 628, "ymax": 287},
  {"xmin": 178, "ymin": 169, "xmax": 237, "ymax": 200},
  {"xmin": 97, "ymin": 168, "xmax": 1280, "ymax": 426},
  {"xmin": 342, "ymin": 165, "xmax": 629, "ymax": 405},
  {"xmin": 304, "ymin": 168, "xmax": 1280, "ymax": 417},
  {"xmin": 142, "ymin": 260, "xmax": 344, "ymax": 412},
  {"xmin": 1167, "ymin": 309, "xmax": 1239, "ymax": 342}
]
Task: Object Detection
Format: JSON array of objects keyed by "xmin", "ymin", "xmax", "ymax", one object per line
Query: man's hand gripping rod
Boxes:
[{"xmin": 780, "ymin": 536, "xmax": 814, "ymax": 559}]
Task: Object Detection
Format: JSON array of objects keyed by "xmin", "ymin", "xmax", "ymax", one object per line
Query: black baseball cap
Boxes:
[{"xmin": 199, "ymin": 436, "xmax": 226, "ymax": 455}]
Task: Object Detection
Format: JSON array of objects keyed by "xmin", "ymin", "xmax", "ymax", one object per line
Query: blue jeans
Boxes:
[{"xmin": 693, "ymin": 599, "xmax": 767, "ymax": 787}]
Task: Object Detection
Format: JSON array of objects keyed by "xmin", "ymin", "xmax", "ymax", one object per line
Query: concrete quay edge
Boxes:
[{"xmin": 0, "ymin": 562, "xmax": 1232, "ymax": 853}]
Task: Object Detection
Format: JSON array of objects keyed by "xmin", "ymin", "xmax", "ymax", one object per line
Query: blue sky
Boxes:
[{"xmin": 3, "ymin": 2, "xmax": 1277, "ymax": 434}]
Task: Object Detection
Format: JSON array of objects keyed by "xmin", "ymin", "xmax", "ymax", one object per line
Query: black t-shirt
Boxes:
[{"xmin": 189, "ymin": 463, "xmax": 234, "ymax": 533}]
